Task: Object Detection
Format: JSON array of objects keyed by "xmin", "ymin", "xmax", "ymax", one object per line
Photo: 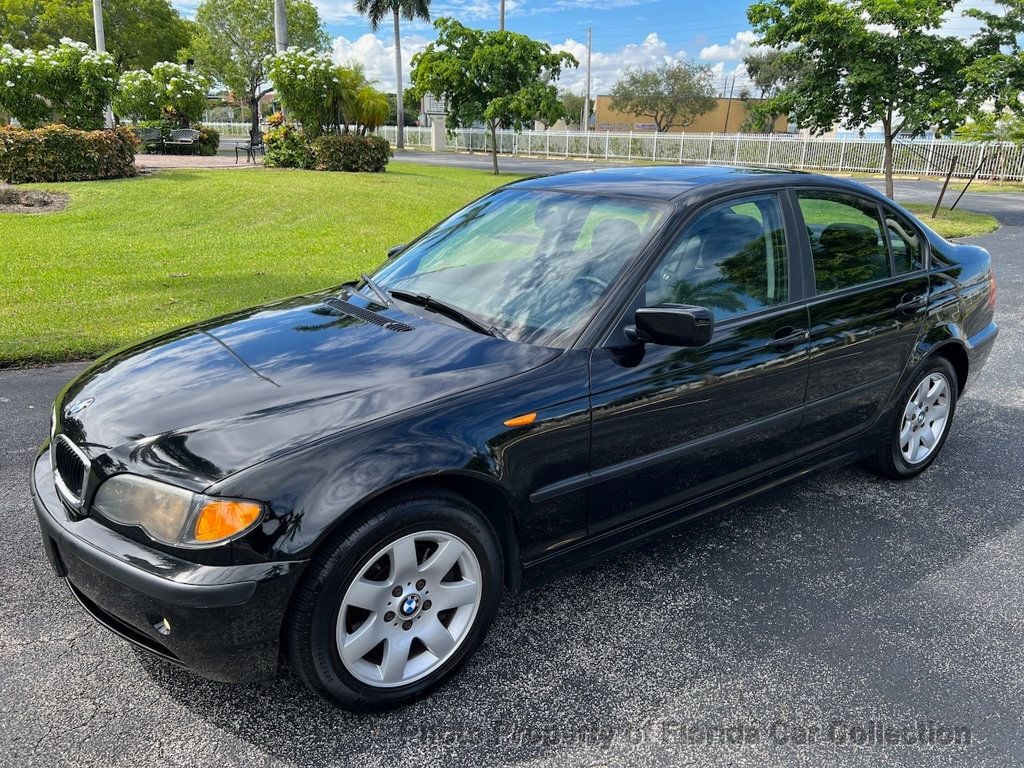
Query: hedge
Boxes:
[
  {"xmin": 264, "ymin": 126, "xmax": 392, "ymax": 172},
  {"xmin": 314, "ymin": 134, "xmax": 392, "ymax": 172},
  {"xmin": 0, "ymin": 125, "xmax": 139, "ymax": 184}
]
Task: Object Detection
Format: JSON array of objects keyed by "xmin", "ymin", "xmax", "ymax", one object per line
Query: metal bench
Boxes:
[
  {"xmin": 235, "ymin": 133, "xmax": 265, "ymax": 164},
  {"xmin": 137, "ymin": 127, "xmax": 164, "ymax": 153},
  {"xmin": 164, "ymin": 128, "xmax": 200, "ymax": 154}
]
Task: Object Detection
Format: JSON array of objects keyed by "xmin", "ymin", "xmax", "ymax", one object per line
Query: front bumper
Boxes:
[{"xmin": 31, "ymin": 450, "xmax": 307, "ymax": 683}]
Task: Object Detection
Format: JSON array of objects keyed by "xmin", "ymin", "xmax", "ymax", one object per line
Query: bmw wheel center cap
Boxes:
[{"xmin": 400, "ymin": 594, "xmax": 421, "ymax": 617}]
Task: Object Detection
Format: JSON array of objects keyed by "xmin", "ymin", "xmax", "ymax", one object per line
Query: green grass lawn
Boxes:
[
  {"xmin": 1, "ymin": 164, "xmax": 523, "ymax": 365},
  {"xmin": 0, "ymin": 164, "xmax": 1001, "ymax": 364},
  {"xmin": 945, "ymin": 179, "xmax": 1024, "ymax": 194},
  {"xmin": 902, "ymin": 203, "xmax": 1000, "ymax": 238}
]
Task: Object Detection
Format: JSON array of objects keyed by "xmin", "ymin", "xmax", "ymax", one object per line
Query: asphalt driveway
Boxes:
[{"xmin": 1, "ymin": 171, "xmax": 1022, "ymax": 767}]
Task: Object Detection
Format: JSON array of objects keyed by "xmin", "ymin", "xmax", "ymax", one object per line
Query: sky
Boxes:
[{"xmin": 171, "ymin": 0, "xmax": 1002, "ymax": 97}]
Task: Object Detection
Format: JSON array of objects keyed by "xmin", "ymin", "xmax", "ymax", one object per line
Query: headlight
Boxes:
[{"xmin": 91, "ymin": 474, "xmax": 263, "ymax": 547}]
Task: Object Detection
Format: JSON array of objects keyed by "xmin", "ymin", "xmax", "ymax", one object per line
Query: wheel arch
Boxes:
[
  {"xmin": 931, "ymin": 341, "xmax": 969, "ymax": 396},
  {"xmin": 302, "ymin": 470, "xmax": 524, "ymax": 593},
  {"xmin": 911, "ymin": 319, "xmax": 970, "ymax": 394}
]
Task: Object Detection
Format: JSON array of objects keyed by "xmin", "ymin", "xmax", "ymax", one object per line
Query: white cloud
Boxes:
[
  {"xmin": 331, "ymin": 30, "xmax": 694, "ymax": 97},
  {"xmin": 313, "ymin": 1, "xmax": 361, "ymax": 24},
  {"xmin": 331, "ymin": 33, "xmax": 431, "ymax": 93},
  {"xmin": 699, "ymin": 30, "xmax": 763, "ymax": 63},
  {"xmin": 553, "ymin": 33, "xmax": 687, "ymax": 95}
]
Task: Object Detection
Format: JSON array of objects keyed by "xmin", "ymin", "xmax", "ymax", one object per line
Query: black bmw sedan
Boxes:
[{"xmin": 32, "ymin": 166, "xmax": 998, "ymax": 711}]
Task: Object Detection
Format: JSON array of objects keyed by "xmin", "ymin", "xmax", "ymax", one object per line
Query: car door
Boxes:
[
  {"xmin": 793, "ymin": 188, "xmax": 931, "ymax": 448},
  {"xmin": 587, "ymin": 191, "xmax": 812, "ymax": 535}
]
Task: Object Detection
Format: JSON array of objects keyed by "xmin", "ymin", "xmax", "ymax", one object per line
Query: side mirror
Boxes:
[
  {"xmin": 387, "ymin": 243, "xmax": 406, "ymax": 259},
  {"xmin": 626, "ymin": 304, "xmax": 715, "ymax": 347}
]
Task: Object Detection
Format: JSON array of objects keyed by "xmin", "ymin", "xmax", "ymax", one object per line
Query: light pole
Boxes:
[
  {"xmin": 583, "ymin": 26, "xmax": 592, "ymax": 133},
  {"xmin": 92, "ymin": 0, "xmax": 113, "ymax": 128},
  {"xmin": 499, "ymin": 0, "xmax": 505, "ymax": 31},
  {"xmin": 274, "ymin": 0, "xmax": 289, "ymax": 53}
]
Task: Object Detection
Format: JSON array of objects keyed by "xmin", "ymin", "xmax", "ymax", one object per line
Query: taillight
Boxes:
[{"xmin": 987, "ymin": 272, "xmax": 997, "ymax": 312}]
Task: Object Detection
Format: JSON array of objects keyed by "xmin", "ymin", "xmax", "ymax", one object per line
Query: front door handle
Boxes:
[
  {"xmin": 897, "ymin": 293, "xmax": 927, "ymax": 313},
  {"xmin": 767, "ymin": 327, "xmax": 810, "ymax": 350}
]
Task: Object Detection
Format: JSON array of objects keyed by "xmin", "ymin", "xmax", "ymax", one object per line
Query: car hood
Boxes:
[{"xmin": 55, "ymin": 290, "xmax": 558, "ymax": 488}]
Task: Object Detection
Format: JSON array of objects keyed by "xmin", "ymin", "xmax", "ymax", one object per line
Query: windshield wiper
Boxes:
[
  {"xmin": 359, "ymin": 273, "xmax": 392, "ymax": 307},
  {"xmin": 389, "ymin": 289, "xmax": 506, "ymax": 339}
]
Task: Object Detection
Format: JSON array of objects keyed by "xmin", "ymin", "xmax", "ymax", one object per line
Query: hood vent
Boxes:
[{"xmin": 323, "ymin": 298, "xmax": 414, "ymax": 333}]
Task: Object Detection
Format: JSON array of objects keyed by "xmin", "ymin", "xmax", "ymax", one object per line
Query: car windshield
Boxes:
[{"xmin": 372, "ymin": 189, "xmax": 668, "ymax": 347}]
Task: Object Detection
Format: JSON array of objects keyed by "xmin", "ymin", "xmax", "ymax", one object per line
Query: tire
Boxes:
[
  {"xmin": 865, "ymin": 356, "xmax": 959, "ymax": 480},
  {"xmin": 285, "ymin": 489, "xmax": 502, "ymax": 711}
]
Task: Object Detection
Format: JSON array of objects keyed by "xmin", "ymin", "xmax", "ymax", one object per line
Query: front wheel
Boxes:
[
  {"xmin": 866, "ymin": 357, "xmax": 958, "ymax": 480},
  {"xmin": 286, "ymin": 490, "xmax": 502, "ymax": 711}
]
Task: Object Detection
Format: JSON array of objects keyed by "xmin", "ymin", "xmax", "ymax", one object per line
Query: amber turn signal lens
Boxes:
[
  {"xmin": 193, "ymin": 500, "xmax": 262, "ymax": 542},
  {"xmin": 503, "ymin": 412, "xmax": 537, "ymax": 427}
]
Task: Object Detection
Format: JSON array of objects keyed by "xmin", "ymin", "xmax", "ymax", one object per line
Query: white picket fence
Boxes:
[
  {"xmin": 203, "ymin": 121, "xmax": 260, "ymax": 137},
  {"xmin": 205, "ymin": 122, "xmax": 1024, "ymax": 180},
  {"xmin": 376, "ymin": 126, "xmax": 1024, "ymax": 180}
]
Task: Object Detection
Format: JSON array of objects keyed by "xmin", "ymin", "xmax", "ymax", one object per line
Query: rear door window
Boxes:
[{"xmin": 796, "ymin": 190, "xmax": 891, "ymax": 294}]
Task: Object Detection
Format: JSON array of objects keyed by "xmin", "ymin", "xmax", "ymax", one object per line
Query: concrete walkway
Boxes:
[{"xmin": 136, "ymin": 151, "xmax": 263, "ymax": 171}]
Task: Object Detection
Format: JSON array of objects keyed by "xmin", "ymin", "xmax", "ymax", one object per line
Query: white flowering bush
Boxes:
[
  {"xmin": 267, "ymin": 47, "xmax": 388, "ymax": 138},
  {"xmin": 0, "ymin": 39, "xmax": 117, "ymax": 129},
  {"xmin": 266, "ymin": 48, "xmax": 342, "ymax": 138},
  {"xmin": 113, "ymin": 62, "xmax": 209, "ymax": 124}
]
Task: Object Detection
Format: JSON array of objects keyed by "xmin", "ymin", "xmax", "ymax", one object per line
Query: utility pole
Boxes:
[
  {"xmin": 722, "ymin": 74, "xmax": 736, "ymax": 132},
  {"xmin": 499, "ymin": 0, "xmax": 505, "ymax": 31},
  {"xmin": 274, "ymin": 0, "xmax": 289, "ymax": 53},
  {"xmin": 582, "ymin": 26, "xmax": 592, "ymax": 133},
  {"xmin": 92, "ymin": 0, "xmax": 113, "ymax": 128}
]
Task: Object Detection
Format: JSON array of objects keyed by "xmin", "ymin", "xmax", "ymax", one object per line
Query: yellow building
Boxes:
[{"xmin": 592, "ymin": 95, "xmax": 788, "ymax": 134}]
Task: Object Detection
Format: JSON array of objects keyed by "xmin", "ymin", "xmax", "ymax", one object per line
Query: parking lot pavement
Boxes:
[{"xmin": 2, "ymin": 180, "xmax": 1022, "ymax": 767}]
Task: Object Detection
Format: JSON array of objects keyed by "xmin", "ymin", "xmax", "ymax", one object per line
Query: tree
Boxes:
[
  {"xmin": 0, "ymin": 0, "xmax": 192, "ymax": 71},
  {"xmin": 411, "ymin": 17, "xmax": 577, "ymax": 174},
  {"xmin": 748, "ymin": 0, "xmax": 977, "ymax": 198},
  {"xmin": 189, "ymin": 0, "xmax": 327, "ymax": 141},
  {"xmin": 113, "ymin": 62, "xmax": 209, "ymax": 125},
  {"xmin": 0, "ymin": 38, "xmax": 117, "ymax": 128},
  {"xmin": 559, "ymin": 89, "xmax": 586, "ymax": 128},
  {"xmin": 964, "ymin": 0, "xmax": 1024, "ymax": 117},
  {"xmin": 355, "ymin": 0, "xmax": 430, "ymax": 150},
  {"xmin": 740, "ymin": 48, "xmax": 808, "ymax": 132},
  {"xmin": 386, "ymin": 87, "xmax": 418, "ymax": 127},
  {"xmin": 955, "ymin": 111, "xmax": 1024, "ymax": 181},
  {"xmin": 609, "ymin": 62, "xmax": 717, "ymax": 132}
]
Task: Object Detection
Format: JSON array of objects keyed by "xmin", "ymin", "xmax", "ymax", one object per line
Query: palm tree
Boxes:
[{"xmin": 354, "ymin": 0, "xmax": 431, "ymax": 149}]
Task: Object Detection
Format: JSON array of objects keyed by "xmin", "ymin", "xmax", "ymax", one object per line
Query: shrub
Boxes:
[
  {"xmin": 313, "ymin": 134, "xmax": 392, "ymax": 172},
  {"xmin": 196, "ymin": 125, "xmax": 220, "ymax": 156},
  {"xmin": 266, "ymin": 49, "xmax": 390, "ymax": 137},
  {"xmin": 0, "ymin": 40, "xmax": 117, "ymax": 130},
  {"xmin": 264, "ymin": 124, "xmax": 314, "ymax": 169},
  {"xmin": 113, "ymin": 62, "xmax": 209, "ymax": 125},
  {"xmin": 0, "ymin": 125, "xmax": 138, "ymax": 183}
]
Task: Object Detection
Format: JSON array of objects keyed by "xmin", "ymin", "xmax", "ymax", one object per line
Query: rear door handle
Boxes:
[
  {"xmin": 897, "ymin": 293, "xmax": 927, "ymax": 313},
  {"xmin": 767, "ymin": 328, "xmax": 810, "ymax": 350}
]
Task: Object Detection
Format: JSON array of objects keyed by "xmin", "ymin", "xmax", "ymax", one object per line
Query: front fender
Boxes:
[{"xmin": 211, "ymin": 350, "xmax": 592, "ymax": 565}]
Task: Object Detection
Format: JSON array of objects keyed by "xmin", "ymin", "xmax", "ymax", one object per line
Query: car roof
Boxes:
[{"xmin": 510, "ymin": 164, "xmax": 864, "ymax": 202}]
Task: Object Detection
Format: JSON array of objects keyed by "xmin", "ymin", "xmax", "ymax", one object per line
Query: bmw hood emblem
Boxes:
[{"xmin": 66, "ymin": 397, "xmax": 94, "ymax": 416}]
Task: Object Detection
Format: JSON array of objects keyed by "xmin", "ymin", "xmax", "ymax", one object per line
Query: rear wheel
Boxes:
[
  {"xmin": 286, "ymin": 490, "xmax": 502, "ymax": 711},
  {"xmin": 866, "ymin": 356, "xmax": 958, "ymax": 480}
]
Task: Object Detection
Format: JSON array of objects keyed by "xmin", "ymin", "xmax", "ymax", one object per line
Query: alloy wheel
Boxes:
[
  {"xmin": 900, "ymin": 371, "xmax": 952, "ymax": 465},
  {"xmin": 336, "ymin": 530, "xmax": 482, "ymax": 688}
]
